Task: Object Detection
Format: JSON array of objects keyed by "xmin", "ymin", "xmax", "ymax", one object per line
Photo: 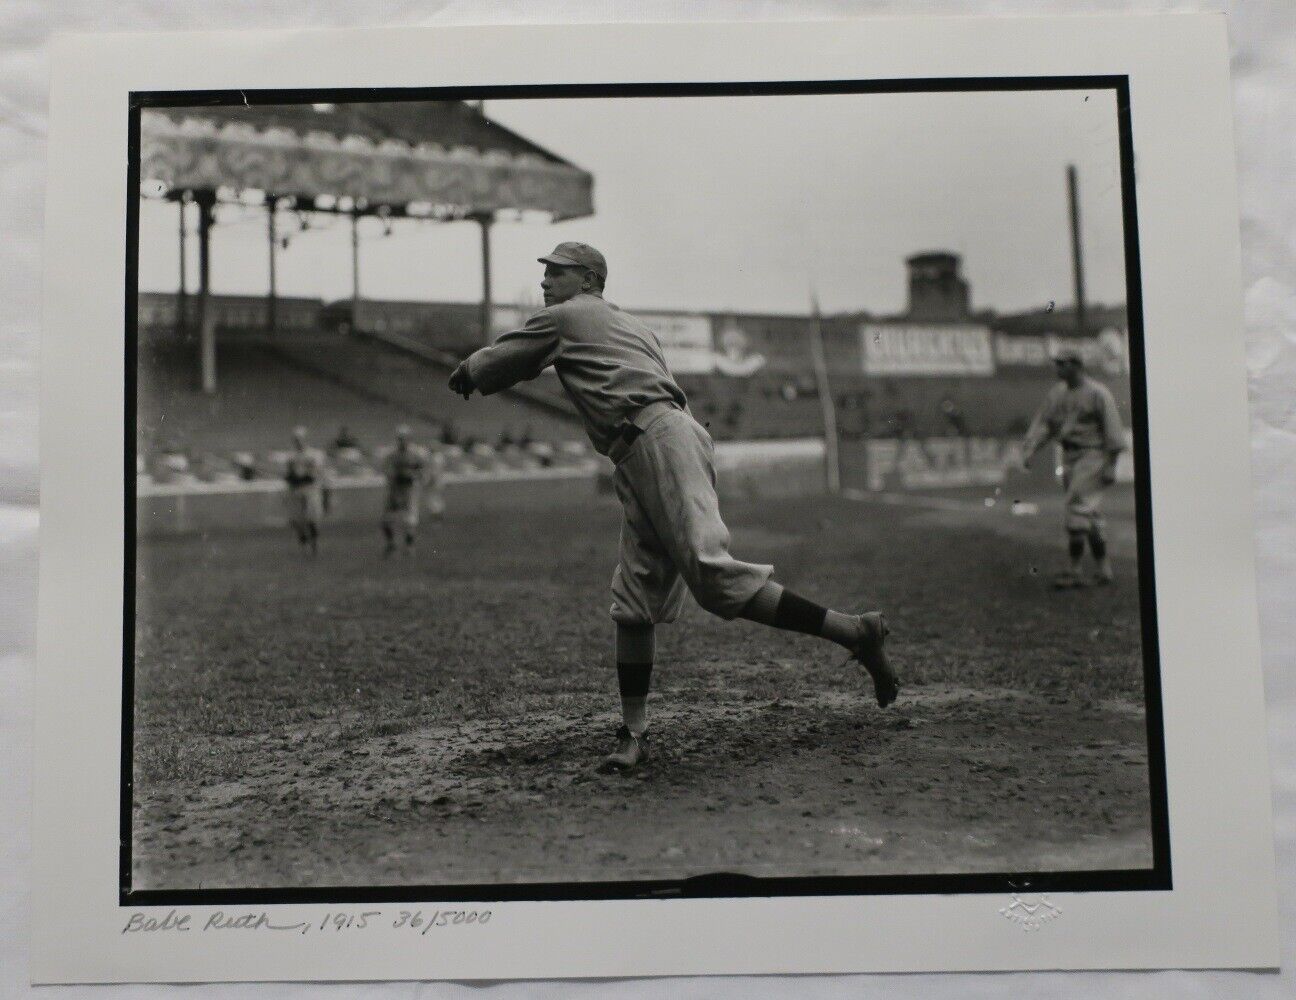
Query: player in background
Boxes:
[
  {"xmin": 284, "ymin": 426, "xmax": 329, "ymax": 556},
  {"xmin": 379, "ymin": 425, "xmax": 438, "ymax": 557},
  {"xmin": 1021, "ymin": 349, "xmax": 1126, "ymax": 588},
  {"xmin": 449, "ymin": 242, "xmax": 897, "ymax": 773}
]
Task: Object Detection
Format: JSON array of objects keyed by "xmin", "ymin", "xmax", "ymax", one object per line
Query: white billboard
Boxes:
[
  {"xmin": 860, "ymin": 322, "xmax": 995, "ymax": 376},
  {"xmin": 993, "ymin": 327, "xmax": 1129, "ymax": 375},
  {"xmin": 642, "ymin": 313, "xmax": 716, "ymax": 374}
]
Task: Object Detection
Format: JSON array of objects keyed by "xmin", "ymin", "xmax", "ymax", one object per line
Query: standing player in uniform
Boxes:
[
  {"xmin": 448, "ymin": 242, "xmax": 897, "ymax": 773},
  {"xmin": 380, "ymin": 424, "xmax": 438, "ymax": 557},
  {"xmin": 1021, "ymin": 349, "xmax": 1126, "ymax": 588},
  {"xmin": 284, "ymin": 426, "xmax": 328, "ymax": 556}
]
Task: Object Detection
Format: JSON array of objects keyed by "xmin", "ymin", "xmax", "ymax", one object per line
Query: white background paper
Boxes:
[{"xmin": 3, "ymin": 1, "xmax": 1293, "ymax": 997}]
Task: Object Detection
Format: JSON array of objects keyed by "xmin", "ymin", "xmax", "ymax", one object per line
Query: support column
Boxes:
[
  {"xmin": 477, "ymin": 212, "xmax": 493, "ymax": 342},
  {"xmin": 267, "ymin": 196, "xmax": 278, "ymax": 335},
  {"xmin": 196, "ymin": 191, "xmax": 217, "ymax": 395},
  {"xmin": 177, "ymin": 193, "xmax": 188, "ymax": 339}
]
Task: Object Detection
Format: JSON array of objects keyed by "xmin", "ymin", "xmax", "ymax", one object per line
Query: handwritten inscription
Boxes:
[
  {"xmin": 394, "ymin": 909, "xmax": 491, "ymax": 935},
  {"xmin": 122, "ymin": 910, "xmax": 191, "ymax": 933},
  {"xmin": 122, "ymin": 908, "xmax": 493, "ymax": 937}
]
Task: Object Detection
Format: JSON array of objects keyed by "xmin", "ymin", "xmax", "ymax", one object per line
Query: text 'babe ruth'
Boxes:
[
  {"xmin": 449, "ymin": 242, "xmax": 898, "ymax": 772},
  {"xmin": 1020, "ymin": 349, "xmax": 1126, "ymax": 589}
]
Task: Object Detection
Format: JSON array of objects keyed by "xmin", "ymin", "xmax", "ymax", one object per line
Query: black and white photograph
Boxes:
[
  {"xmin": 127, "ymin": 83, "xmax": 1166, "ymax": 897},
  {"xmin": 25, "ymin": 12, "xmax": 1286, "ymax": 985}
]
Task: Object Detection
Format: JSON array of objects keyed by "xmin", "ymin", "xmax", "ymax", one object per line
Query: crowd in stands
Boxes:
[{"xmin": 138, "ymin": 421, "xmax": 596, "ymax": 488}]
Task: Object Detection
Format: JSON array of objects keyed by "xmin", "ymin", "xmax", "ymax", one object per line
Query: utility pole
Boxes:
[
  {"xmin": 808, "ymin": 290, "xmax": 840, "ymax": 493},
  {"xmin": 1067, "ymin": 164, "xmax": 1087, "ymax": 337},
  {"xmin": 267, "ymin": 196, "xmax": 278, "ymax": 334}
]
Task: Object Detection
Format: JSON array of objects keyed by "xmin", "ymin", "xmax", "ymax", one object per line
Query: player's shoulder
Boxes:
[{"xmin": 553, "ymin": 293, "xmax": 614, "ymax": 318}]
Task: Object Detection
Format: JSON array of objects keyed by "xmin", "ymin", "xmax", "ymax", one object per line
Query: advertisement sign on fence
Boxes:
[
  {"xmin": 993, "ymin": 327, "xmax": 1129, "ymax": 375},
  {"xmin": 644, "ymin": 313, "xmax": 717, "ymax": 374},
  {"xmin": 864, "ymin": 436, "xmax": 1025, "ymax": 491},
  {"xmin": 860, "ymin": 323, "xmax": 995, "ymax": 376}
]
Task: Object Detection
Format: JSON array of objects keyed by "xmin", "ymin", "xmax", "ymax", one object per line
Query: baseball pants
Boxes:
[
  {"xmin": 609, "ymin": 407, "xmax": 774, "ymax": 627},
  {"xmin": 383, "ymin": 490, "xmax": 422, "ymax": 529},
  {"xmin": 1062, "ymin": 448, "xmax": 1110, "ymax": 534},
  {"xmin": 286, "ymin": 485, "xmax": 323, "ymax": 527}
]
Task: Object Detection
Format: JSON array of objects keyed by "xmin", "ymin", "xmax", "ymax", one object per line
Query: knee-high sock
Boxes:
[
  {"xmin": 1068, "ymin": 531, "xmax": 1086, "ymax": 570},
  {"xmin": 739, "ymin": 582, "xmax": 858, "ymax": 649},
  {"xmin": 615, "ymin": 624, "xmax": 654, "ymax": 735}
]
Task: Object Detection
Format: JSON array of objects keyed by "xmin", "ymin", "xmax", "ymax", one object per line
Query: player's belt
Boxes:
[{"xmin": 606, "ymin": 400, "xmax": 679, "ymax": 465}]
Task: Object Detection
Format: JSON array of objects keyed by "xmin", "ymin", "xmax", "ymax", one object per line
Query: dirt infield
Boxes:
[{"xmin": 131, "ymin": 486, "xmax": 1154, "ymax": 890}]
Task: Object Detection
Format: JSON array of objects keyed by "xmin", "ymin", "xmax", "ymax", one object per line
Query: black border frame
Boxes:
[{"xmin": 121, "ymin": 75, "xmax": 1170, "ymax": 906}]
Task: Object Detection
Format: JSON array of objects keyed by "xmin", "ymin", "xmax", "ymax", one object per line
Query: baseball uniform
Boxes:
[
  {"xmin": 464, "ymin": 292, "xmax": 774, "ymax": 625},
  {"xmin": 381, "ymin": 443, "xmax": 433, "ymax": 529},
  {"xmin": 1023, "ymin": 374, "xmax": 1125, "ymax": 534},
  {"xmin": 450, "ymin": 243, "xmax": 895, "ymax": 771},
  {"xmin": 284, "ymin": 446, "xmax": 327, "ymax": 531}
]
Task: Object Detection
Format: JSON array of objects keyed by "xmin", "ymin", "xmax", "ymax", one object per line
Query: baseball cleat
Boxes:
[
  {"xmin": 1092, "ymin": 561, "xmax": 1115, "ymax": 586},
  {"xmin": 598, "ymin": 725, "xmax": 648, "ymax": 772},
  {"xmin": 850, "ymin": 612, "xmax": 898, "ymax": 708}
]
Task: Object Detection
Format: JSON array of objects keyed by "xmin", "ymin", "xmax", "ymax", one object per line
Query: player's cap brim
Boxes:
[{"xmin": 537, "ymin": 253, "xmax": 583, "ymax": 268}]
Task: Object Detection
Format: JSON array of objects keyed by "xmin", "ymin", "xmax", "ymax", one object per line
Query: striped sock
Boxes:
[
  {"xmin": 615, "ymin": 624, "xmax": 654, "ymax": 736},
  {"xmin": 740, "ymin": 582, "xmax": 858, "ymax": 650}
]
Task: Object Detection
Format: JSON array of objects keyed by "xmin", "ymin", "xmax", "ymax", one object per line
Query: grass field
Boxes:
[{"xmin": 131, "ymin": 482, "xmax": 1154, "ymax": 890}]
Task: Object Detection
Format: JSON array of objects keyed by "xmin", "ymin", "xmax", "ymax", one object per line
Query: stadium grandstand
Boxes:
[
  {"xmin": 135, "ymin": 247, "xmax": 1130, "ymax": 498},
  {"xmin": 135, "ymin": 96, "xmax": 1133, "ymax": 519},
  {"xmin": 136, "ymin": 99, "xmax": 598, "ymax": 493}
]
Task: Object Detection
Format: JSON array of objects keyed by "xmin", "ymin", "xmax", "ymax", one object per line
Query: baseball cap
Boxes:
[
  {"xmin": 537, "ymin": 241, "xmax": 608, "ymax": 280},
  {"xmin": 395, "ymin": 424, "xmax": 411, "ymax": 437},
  {"xmin": 1052, "ymin": 348, "xmax": 1083, "ymax": 364}
]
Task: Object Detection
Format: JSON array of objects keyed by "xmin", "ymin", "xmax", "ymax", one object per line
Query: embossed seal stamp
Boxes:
[{"xmin": 999, "ymin": 894, "xmax": 1061, "ymax": 931}]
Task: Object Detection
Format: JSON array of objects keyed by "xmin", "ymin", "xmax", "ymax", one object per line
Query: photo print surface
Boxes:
[{"xmin": 126, "ymin": 81, "xmax": 1167, "ymax": 903}]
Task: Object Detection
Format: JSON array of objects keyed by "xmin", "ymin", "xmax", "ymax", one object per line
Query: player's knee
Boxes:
[{"xmin": 686, "ymin": 567, "xmax": 739, "ymax": 619}]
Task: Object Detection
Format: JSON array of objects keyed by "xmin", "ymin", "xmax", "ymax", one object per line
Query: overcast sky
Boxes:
[{"xmin": 137, "ymin": 88, "xmax": 1128, "ymax": 317}]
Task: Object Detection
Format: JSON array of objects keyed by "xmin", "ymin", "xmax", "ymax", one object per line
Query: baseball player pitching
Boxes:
[
  {"xmin": 379, "ymin": 424, "xmax": 439, "ymax": 558},
  {"xmin": 1021, "ymin": 349, "xmax": 1126, "ymax": 588},
  {"xmin": 448, "ymin": 242, "xmax": 897, "ymax": 773},
  {"xmin": 284, "ymin": 426, "xmax": 328, "ymax": 556}
]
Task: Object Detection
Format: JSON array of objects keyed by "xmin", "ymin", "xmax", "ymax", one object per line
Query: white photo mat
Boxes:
[{"xmin": 33, "ymin": 14, "xmax": 1278, "ymax": 983}]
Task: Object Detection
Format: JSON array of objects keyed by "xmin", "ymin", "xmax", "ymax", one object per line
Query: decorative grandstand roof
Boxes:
[{"xmin": 140, "ymin": 102, "xmax": 595, "ymax": 221}]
